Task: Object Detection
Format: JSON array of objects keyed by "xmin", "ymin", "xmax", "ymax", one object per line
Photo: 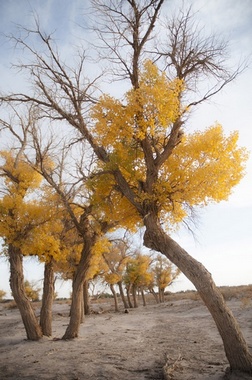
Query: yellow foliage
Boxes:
[
  {"xmin": 155, "ymin": 124, "xmax": 248, "ymax": 228},
  {"xmin": 91, "ymin": 60, "xmax": 248, "ymax": 231},
  {"xmin": 0, "ymin": 150, "xmax": 76, "ymax": 265},
  {"xmin": 0, "ymin": 151, "xmax": 42, "ymax": 196}
]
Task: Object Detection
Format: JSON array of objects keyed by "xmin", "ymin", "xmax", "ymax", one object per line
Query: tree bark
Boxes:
[
  {"xmin": 62, "ymin": 236, "xmax": 95, "ymax": 339},
  {"xmin": 126, "ymin": 283, "xmax": 133, "ymax": 308},
  {"xmin": 110, "ymin": 284, "xmax": 119, "ymax": 312},
  {"xmin": 83, "ymin": 280, "xmax": 90, "ymax": 316},
  {"xmin": 8, "ymin": 244, "xmax": 43, "ymax": 340},
  {"xmin": 149, "ymin": 288, "xmax": 159, "ymax": 304},
  {"xmin": 141, "ymin": 287, "xmax": 146, "ymax": 306},
  {"xmin": 62, "ymin": 269, "xmax": 84, "ymax": 339},
  {"xmin": 80, "ymin": 286, "xmax": 84, "ymax": 323},
  {"xmin": 118, "ymin": 280, "xmax": 129, "ymax": 309},
  {"xmin": 159, "ymin": 288, "xmax": 165, "ymax": 303},
  {"xmin": 143, "ymin": 214, "xmax": 252, "ymax": 373},
  {"xmin": 132, "ymin": 284, "xmax": 138, "ymax": 308},
  {"xmin": 40, "ymin": 259, "xmax": 54, "ymax": 336}
]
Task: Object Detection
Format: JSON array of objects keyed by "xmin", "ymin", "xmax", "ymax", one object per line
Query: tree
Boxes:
[
  {"xmin": 124, "ymin": 252, "xmax": 153, "ymax": 308},
  {"xmin": 152, "ymin": 254, "xmax": 180, "ymax": 303},
  {"xmin": 24, "ymin": 280, "xmax": 40, "ymax": 302},
  {"xmin": 101, "ymin": 239, "xmax": 130, "ymax": 311},
  {"xmin": 0, "ymin": 148, "xmax": 43, "ymax": 340},
  {"xmin": 1, "ymin": 1, "xmax": 251, "ymax": 373},
  {"xmin": 0, "ymin": 107, "xmax": 74, "ymax": 338}
]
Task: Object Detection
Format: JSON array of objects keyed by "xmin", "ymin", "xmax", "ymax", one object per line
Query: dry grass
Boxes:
[{"xmin": 1, "ymin": 285, "xmax": 251, "ymax": 311}]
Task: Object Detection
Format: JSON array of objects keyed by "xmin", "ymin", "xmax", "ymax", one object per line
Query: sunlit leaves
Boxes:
[
  {"xmin": 156, "ymin": 124, "xmax": 248, "ymax": 227},
  {"xmin": 91, "ymin": 61, "xmax": 248, "ymax": 231}
]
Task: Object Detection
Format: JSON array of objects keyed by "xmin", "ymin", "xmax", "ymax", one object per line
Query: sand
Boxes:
[{"xmin": 0, "ymin": 295, "xmax": 252, "ymax": 380}]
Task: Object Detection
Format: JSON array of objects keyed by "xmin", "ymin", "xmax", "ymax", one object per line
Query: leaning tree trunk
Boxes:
[
  {"xmin": 141, "ymin": 287, "xmax": 146, "ymax": 306},
  {"xmin": 149, "ymin": 288, "xmax": 159, "ymax": 304},
  {"xmin": 126, "ymin": 283, "xmax": 133, "ymax": 308},
  {"xmin": 62, "ymin": 236, "xmax": 95, "ymax": 340},
  {"xmin": 110, "ymin": 284, "xmax": 119, "ymax": 312},
  {"xmin": 8, "ymin": 244, "xmax": 43, "ymax": 340},
  {"xmin": 40, "ymin": 258, "xmax": 55, "ymax": 336},
  {"xmin": 144, "ymin": 214, "xmax": 252, "ymax": 373},
  {"xmin": 118, "ymin": 280, "xmax": 129, "ymax": 309}
]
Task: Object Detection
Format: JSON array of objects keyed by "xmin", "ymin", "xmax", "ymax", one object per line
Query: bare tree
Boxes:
[{"xmin": 1, "ymin": 1, "xmax": 251, "ymax": 374}]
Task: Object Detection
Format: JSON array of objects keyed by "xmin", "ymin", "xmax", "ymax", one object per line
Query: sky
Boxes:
[{"xmin": 0, "ymin": 0, "xmax": 252, "ymax": 298}]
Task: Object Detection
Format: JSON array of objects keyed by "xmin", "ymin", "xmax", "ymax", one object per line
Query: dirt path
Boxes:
[{"xmin": 0, "ymin": 297, "xmax": 252, "ymax": 379}]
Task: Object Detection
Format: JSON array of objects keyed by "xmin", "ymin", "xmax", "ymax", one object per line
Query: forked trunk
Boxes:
[
  {"xmin": 149, "ymin": 288, "xmax": 159, "ymax": 303},
  {"xmin": 40, "ymin": 259, "xmax": 54, "ymax": 336},
  {"xmin": 8, "ymin": 244, "xmax": 43, "ymax": 340},
  {"xmin": 144, "ymin": 215, "xmax": 252, "ymax": 373}
]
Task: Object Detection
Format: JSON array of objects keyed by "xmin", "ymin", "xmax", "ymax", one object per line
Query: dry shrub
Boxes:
[
  {"xmin": 240, "ymin": 297, "xmax": 251, "ymax": 309},
  {"xmin": 220, "ymin": 285, "xmax": 252, "ymax": 301},
  {"xmin": 4, "ymin": 300, "xmax": 17, "ymax": 309}
]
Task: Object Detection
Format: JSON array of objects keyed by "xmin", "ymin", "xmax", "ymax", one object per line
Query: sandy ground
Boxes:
[{"xmin": 0, "ymin": 296, "xmax": 252, "ymax": 380}]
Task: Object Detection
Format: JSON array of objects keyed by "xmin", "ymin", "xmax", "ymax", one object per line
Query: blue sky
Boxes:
[{"xmin": 0, "ymin": 0, "xmax": 252, "ymax": 298}]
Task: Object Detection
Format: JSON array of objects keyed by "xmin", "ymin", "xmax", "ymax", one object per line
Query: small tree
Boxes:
[
  {"xmin": 124, "ymin": 252, "xmax": 153, "ymax": 308},
  {"xmin": 152, "ymin": 255, "xmax": 180, "ymax": 303},
  {"xmin": 24, "ymin": 280, "xmax": 40, "ymax": 302}
]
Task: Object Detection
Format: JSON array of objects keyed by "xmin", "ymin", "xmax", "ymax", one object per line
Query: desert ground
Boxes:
[{"xmin": 0, "ymin": 286, "xmax": 252, "ymax": 380}]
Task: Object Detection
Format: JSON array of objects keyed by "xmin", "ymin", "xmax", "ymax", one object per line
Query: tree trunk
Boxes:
[
  {"xmin": 141, "ymin": 287, "xmax": 146, "ymax": 306},
  {"xmin": 118, "ymin": 280, "xmax": 129, "ymax": 309},
  {"xmin": 83, "ymin": 280, "xmax": 90, "ymax": 315},
  {"xmin": 110, "ymin": 284, "xmax": 119, "ymax": 312},
  {"xmin": 40, "ymin": 259, "xmax": 54, "ymax": 336},
  {"xmin": 62, "ymin": 236, "xmax": 95, "ymax": 340},
  {"xmin": 149, "ymin": 288, "xmax": 159, "ymax": 303},
  {"xmin": 143, "ymin": 215, "xmax": 252, "ymax": 373},
  {"xmin": 8, "ymin": 244, "xmax": 43, "ymax": 340},
  {"xmin": 159, "ymin": 288, "xmax": 165, "ymax": 303},
  {"xmin": 132, "ymin": 284, "xmax": 138, "ymax": 308},
  {"xmin": 62, "ymin": 269, "xmax": 84, "ymax": 339},
  {"xmin": 80, "ymin": 286, "xmax": 84, "ymax": 323},
  {"xmin": 126, "ymin": 283, "xmax": 133, "ymax": 308}
]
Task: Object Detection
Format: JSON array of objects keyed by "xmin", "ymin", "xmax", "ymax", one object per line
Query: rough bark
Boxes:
[
  {"xmin": 40, "ymin": 259, "xmax": 54, "ymax": 336},
  {"xmin": 8, "ymin": 244, "xmax": 43, "ymax": 340},
  {"xmin": 63, "ymin": 273, "xmax": 83, "ymax": 339},
  {"xmin": 143, "ymin": 214, "xmax": 252, "ymax": 373},
  {"xmin": 83, "ymin": 280, "xmax": 90, "ymax": 316},
  {"xmin": 62, "ymin": 236, "xmax": 95, "ymax": 339},
  {"xmin": 118, "ymin": 280, "xmax": 129, "ymax": 309}
]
